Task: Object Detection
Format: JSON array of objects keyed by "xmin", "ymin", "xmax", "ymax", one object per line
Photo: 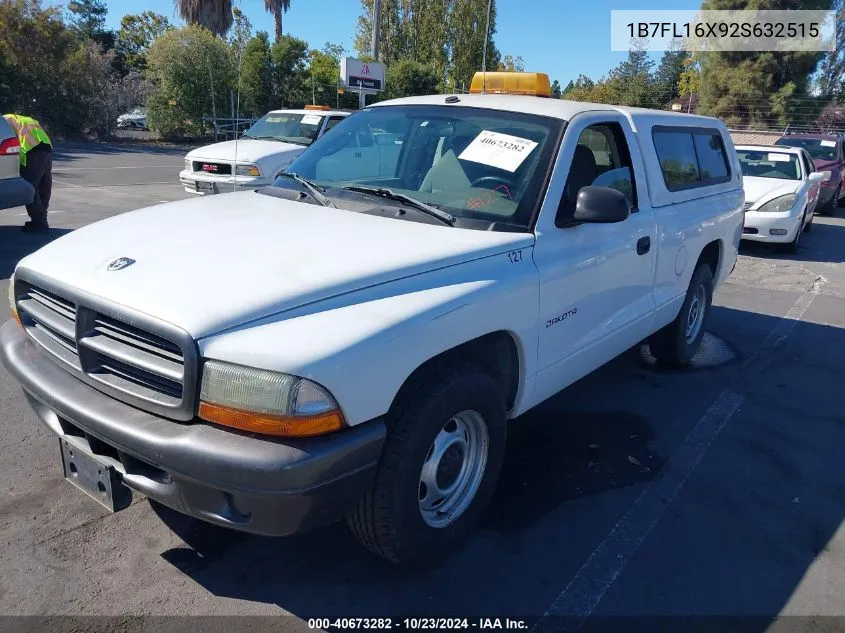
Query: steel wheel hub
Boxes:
[{"xmin": 418, "ymin": 410, "xmax": 489, "ymax": 529}]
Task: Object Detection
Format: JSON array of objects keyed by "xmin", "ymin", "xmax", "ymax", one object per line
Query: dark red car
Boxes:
[{"xmin": 775, "ymin": 133, "xmax": 845, "ymax": 215}]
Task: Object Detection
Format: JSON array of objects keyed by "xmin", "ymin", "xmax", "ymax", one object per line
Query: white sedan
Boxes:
[{"xmin": 737, "ymin": 144, "xmax": 829, "ymax": 253}]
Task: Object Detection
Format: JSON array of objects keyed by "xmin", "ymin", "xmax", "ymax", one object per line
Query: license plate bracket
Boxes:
[
  {"xmin": 195, "ymin": 180, "xmax": 216, "ymax": 194},
  {"xmin": 60, "ymin": 439, "xmax": 132, "ymax": 512}
]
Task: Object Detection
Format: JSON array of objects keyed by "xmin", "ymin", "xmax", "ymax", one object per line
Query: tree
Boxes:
[
  {"xmin": 385, "ymin": 59, "xmax": 440, "ymax": 98},
  {"xmin": 229, "ymin": 6, "xmax": 253, "ymax": 62},
  {"xmin": 653, "ymin": 39, "xmax": 688, "ymax": 106},
  {"xmin": 116, "ymin": 12, "xmax": 172, "ymax": 73},
  {"xmin": 551, "ymin": 79, "xmax": 561, "ymax": 99},
  {"xmin": 355, "ymin": 0, "xmax": 407, "ymax": 64},
  {"xmin": 817, "ymin": 0, "xmax": 845, "ymax": 95},
  {"xmin": 699, "ymin": 0, "xmax": 833, "ymax": 128},
  {"xmin": 609, "ymin": 38, "xmax": 654, "ymax": 107},
  {"xmin": 0, "ymin": 1, "xmax": 78, "ymax": 133},
  {"xmin": 145, "ymin": 26, "xmax": 235, "ymax": 136},
  {"xmin": 271, "ymin": 33, "xmax": 309, "ymax": 107},
  {"xmin": 498, "ymin": 55, "xmax": 524, "ymax": 72},
  {"xmin": 67, "ymin": 0, "xmax": 108, "ymax": 39},
  {"xmin": 678, "ymin": 54, "xmax": 700, "ymax": 98},
  {"xmin": 264, "ymin": 0, "xmax": 290, "ymax": 41},
  {"xmin": 449, "ymin": 0, "xmax": 500, "ymax": 91},
  {"xmin": 175, "ymin": 0, "xmax": 233, "ymax": 36},
  {"xmin": 240, "ymin": 31, "xmax": 274, "ymax": 115}
]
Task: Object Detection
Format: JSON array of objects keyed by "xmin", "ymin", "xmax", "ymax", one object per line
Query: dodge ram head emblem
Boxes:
[{"xmin": 107, "ymin": 257, "xmax": 136, "ymax": 271}]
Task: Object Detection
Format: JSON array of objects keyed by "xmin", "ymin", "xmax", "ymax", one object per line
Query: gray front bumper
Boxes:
[{"xmin": 0, "ymin": 320, "xmax": 385, "ymax": 536}]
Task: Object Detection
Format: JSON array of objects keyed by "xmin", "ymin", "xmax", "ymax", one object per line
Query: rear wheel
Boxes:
[
  {"xmin": 347, "ymin": 363, "xmax": 507, "ymax": 566},
  {"xmin": 649, "ymin": 263, "xmax": 714, "ymax": 367}
]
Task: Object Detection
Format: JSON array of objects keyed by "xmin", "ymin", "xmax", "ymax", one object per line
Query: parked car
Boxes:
[
  {"xmin": 179, "ymin": 106, "xmax": 350, "ymax": 195},
  {"xmin": 116, "ymin": 107, "xmax": 148, "ymax": 130},
  {"xmin": 2, "ymin": 72, "xmax": 744, "ymax": 565},
  {"xmin": 0, "ymin": 115, "xmax": 34, "ymax": 211},
  {"xmin": 775, "ymin": 133, "xmax": 845, "ymax": 215},
  {"xmin": 736, "ymin": 144, "xmax": 829, "ymax": 253}
]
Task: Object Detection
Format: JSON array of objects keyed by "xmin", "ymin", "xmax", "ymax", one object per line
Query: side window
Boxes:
[
  {"xmin": 558, "ymin": 122, "xmax": 636, "ymax": 223},
  {"xmin": 653, "ymin": 127, "xmax": 731, "ymax": 191},
  {"xmin": 801, "ymin": 151, "xmax": 814, "ymax": 177},
  {"xmin": 693, "ymin": 132, "xmax": 729, "ymax": 181},
  {"xmin": 324, "ymin": 116, "xmax": 345, "ymax": 133}
]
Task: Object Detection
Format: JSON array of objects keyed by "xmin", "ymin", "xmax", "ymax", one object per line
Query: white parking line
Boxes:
[{"xmin": 531, "ymin": 284, "xmax": 819, "ymax": 632}]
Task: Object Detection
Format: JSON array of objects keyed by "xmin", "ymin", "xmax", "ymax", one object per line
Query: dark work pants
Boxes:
[{"xmin": 20, "ymin": 146, "xmax": 52, "ymax": 225}]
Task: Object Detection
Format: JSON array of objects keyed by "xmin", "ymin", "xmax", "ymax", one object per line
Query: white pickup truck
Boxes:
[{"xmin": 2, "ymin": 73, "xmax": 743, "ymax": 566}]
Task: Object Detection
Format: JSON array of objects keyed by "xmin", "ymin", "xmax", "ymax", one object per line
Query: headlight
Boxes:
[
  {"xmin": 8, "ymin": 272, "xmax": 20, "ymax": 328},
  {"xmin": 198, "ymin": 360, "xmax": 345, "ymax": 437},
  {"xmin": 184, "ymin": 158, "xmax": 192, "ymax": 172},
  {"xmin": 235, "ymin": 164, "xmax": 261, "ymax": 177},
  {"xmin": 755, "ymin": 194, "xmax": 798, "ymax": 213}
]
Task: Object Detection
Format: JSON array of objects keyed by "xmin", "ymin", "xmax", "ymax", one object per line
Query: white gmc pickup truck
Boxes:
[{"xmin": 1, "ymin": 74, "xmax": 744, "ymax": 566}]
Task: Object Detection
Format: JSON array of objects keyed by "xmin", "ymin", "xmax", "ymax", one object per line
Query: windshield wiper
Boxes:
[
  {"xmin": 342, "ymin": 186, "xmax": 456, "ymax": 226},
  {"xmin": 276, "ymin": 172, "xmax": 336, "ymax": 207}
]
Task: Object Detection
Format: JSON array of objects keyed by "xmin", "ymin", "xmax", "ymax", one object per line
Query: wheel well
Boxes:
[
  {"xmin": 698, "ymin": 240, "xmax": 722, "ymax": 278},
  {"xmin": 390, "ymin": 332, "xmax": 520, "ymax": 415}
]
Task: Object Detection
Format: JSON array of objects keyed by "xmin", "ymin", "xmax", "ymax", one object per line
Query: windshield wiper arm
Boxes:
[
  {"xmin": 277, "ymin": 172, "xmax": 336, "ymax": 207},
  {"xmin": 342, "ymin": 186, "xmax": 456, "ymax": 226}
]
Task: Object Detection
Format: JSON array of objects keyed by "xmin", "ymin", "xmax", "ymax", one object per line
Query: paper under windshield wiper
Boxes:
[
  {"xmin": 342, "ymin": 186, "xmax": 456, "ymax": 226},
  {"xmin": 277, "ymin": 172, "xmax": 335, "ymax": 207}
]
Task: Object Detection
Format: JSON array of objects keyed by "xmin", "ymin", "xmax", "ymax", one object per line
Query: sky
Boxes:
[{"xmin": 93, "ymin": 0, "xmax": 702, "ymax": 86}]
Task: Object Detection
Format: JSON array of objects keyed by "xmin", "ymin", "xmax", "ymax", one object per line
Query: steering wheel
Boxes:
[{"xmin": 470, "ymin": 175, "xmax": 519, "ymax": 199}]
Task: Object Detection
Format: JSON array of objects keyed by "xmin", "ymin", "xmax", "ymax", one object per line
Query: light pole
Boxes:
[
  {"xmin": 481, "ymin": 0, "xmax": 492, "ymax": 93},
  {"xmin": 372, "ymin": 0, "xmax": 382, "ymax": 62}
]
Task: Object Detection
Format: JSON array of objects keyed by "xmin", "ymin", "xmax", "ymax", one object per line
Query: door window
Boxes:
[
  {"xmin": 800, "ymin": 151, "xmax": 814, "ymax": 177},
  {"xmin": 557, "ymin": 122, "xmax": 637, "ymax": 224},
  {"xmin": 324, "ymin": 116, "xmax": 345, "ymax": 133}
]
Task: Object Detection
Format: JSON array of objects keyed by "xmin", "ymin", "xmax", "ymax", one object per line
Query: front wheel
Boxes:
[
  {"xmin": 649, "ymin": 263, "xmax": 714, "ymax": 367},
  {"xmin": 782, "ymin": 210, "xmax": 805, "ymax": 254},
  {"xmin": 347, "ymin": 364, "xmax": 507, "ymax": 566}
]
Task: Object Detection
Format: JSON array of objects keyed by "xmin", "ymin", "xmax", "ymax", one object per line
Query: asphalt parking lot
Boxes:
[{"xmin": 2, "ymin": 141, "xmax": 845, "ymax": 631}]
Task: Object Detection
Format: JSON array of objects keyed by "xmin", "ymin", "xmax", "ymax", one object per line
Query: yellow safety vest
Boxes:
[{"xmin": 3, "ymin": 114, "xmax": 51, "ymax": 167}]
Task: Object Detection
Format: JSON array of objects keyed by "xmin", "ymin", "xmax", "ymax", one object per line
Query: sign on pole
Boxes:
[{"xmin": 340, "ymin": 57, "xmax": 386, "ymax": 92}]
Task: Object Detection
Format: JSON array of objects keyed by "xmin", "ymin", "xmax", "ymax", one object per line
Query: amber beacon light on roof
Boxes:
[{"xmin": 469, "ymin": 72, "xmax": 552, "ymax": 97}]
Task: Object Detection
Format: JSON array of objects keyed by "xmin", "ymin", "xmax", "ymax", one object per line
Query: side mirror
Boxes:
[
  {"xmin": 810, "ymin": 171, "xmax": 831, "ymax": 182},
  {"xmin": 573, "ymin": 186, "xmax": 631, "ymax": 223}
]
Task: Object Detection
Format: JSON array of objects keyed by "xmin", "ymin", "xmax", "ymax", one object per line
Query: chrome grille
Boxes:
[{"xmin": 14, "ymin": 275, "xmax": 197, "ymax": 420}]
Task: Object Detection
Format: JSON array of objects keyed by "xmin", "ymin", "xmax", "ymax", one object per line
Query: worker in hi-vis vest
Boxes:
[{"xmin": 3, "ymin": 114, "xmax": 53, "ymax": 233}]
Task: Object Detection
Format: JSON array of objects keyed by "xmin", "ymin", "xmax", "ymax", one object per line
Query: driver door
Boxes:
[{"xmin": 531, "ymin": 112, "xmax": 657, "ymax": 404}]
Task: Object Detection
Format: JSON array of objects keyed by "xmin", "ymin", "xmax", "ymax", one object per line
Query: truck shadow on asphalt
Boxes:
[
  {"xmin": 0, "ymin": 226, "xmax": 72, "ymax": 279},
  {"xmin": 150, "ymin": 305, "xmax": 845, "ymax": 627}
]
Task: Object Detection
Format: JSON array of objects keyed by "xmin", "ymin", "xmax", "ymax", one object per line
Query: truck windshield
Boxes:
[
  {"xmin": 737, "ymin": 150, "xmax": 801, "ymax": 180},
  {"xmin": 243, "ymin": 112, "xmax": 325, "ymax": 146},
  {"xmin": 775, "ymin": 137, "xmax": 838, "ymax": 161},
  {"xmin": 276, "ymin": 104, "xmax": 563, "ymax": 228}
]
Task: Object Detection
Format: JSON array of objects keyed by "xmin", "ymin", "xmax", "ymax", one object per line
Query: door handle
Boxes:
[{"xmin": 636, "ymin": 236, "xmax": 651, "ymax": 255}]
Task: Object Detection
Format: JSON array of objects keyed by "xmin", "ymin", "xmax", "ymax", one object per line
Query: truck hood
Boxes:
[
  {"xmin": 16, "ymin": 192, "xmax": 533, "ymax": 339},
  {"xmin": 186, "ymin": 138, "xmax": 304, "ymax": 165},
  {"xmin": 743, "ymin": 176, "xmax": 801, "ymax": 207}
]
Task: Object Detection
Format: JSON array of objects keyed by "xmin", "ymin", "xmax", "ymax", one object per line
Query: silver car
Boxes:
[{"xmin": 0, "ymin": 116, "xmax": 34, "ymax": 210}]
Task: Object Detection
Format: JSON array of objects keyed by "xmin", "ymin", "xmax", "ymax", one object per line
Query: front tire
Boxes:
[
  {"xmin": 347, "ymin": 364, "xmax": 507, "ymax": 566},
  {"xmin": 782, "ymin": 210, "xmax": 805, "ymax": 254},
  {"xmin": 649, "ymin": 263, "xmax": 714, "ymax": 367}
]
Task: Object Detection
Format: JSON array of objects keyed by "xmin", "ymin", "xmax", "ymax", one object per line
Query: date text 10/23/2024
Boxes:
[{"xmin": 307, "ymin": 618, "xmax": 529, "ymax": 630}]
